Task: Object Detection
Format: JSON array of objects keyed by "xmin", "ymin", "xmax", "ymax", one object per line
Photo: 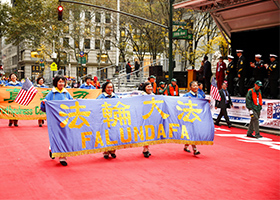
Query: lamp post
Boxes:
[{"xmin": 168, "ymin": 0, "xmax": 175, "ymax": 83}]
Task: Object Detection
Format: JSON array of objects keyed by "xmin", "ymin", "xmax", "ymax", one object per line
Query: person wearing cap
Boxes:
[
  {"xmin": 167, "ymin": 78, "xmax": 179, "ymax": 96},
  {"xmin": 214, "ymin": 82, "xmax": 233, "ymax": 128},
  {"xmin": 203, "ymin": 55, "xmax": 212, "ymax": 94},
  {"xmin": 265, "ymin": 54, "xmax": 279, "ymax": 99},
  {"xmin": 216, "ymin": 56, "xmax": 226, "ymax": 90},
  {"xmin": 246, "ymin": 80, "xmax": 263, "ymax": 138},
  {"xmin": 236, "ymin": 50, "xmax": 246, "ymax": 97},
  {"xmin": 250, "ymin": 54, "xmax": 265, "ymax": 85},
  {"xmin": 183, "ymin": 81, "xmax": 203, "ymax": 155},
  {"xmin": 80, "ymin": 76, "xmax": 96, "ymax": 89},
  {"xmin": 157, "ymin": 81, "xmax": 167, "ymax": 95},
  {"xmin": 149, "ymin": 75, "xmax": 157, "ymax": 94},
  {"xmin": 90, "ymin": 76, "xmax": 100, "ymax": 89},
  {"xmin": 226, "ymin": 55, "xmax": 236, "ymax": 96}
]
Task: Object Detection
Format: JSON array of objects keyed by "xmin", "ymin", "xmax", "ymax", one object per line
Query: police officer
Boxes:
[
  {"xmin": 250, "ymin": 54, "xmax": 265, "ymax": 84},
  {"xmin": 226, "ymin": 55, "xmax": 235, "ymax": 96},
  {"xmin": 236, "ymin": 50, "xmax": 246, "ymax": 97},
  {"xmin": 265, "ymin": 54, "xmax": 279, "ymax": 99}
]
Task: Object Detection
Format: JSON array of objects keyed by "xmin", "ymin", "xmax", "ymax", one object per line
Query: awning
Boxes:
[{"xmin": 174, "ymin": 0, "xmax": 280, "ymax": 38}]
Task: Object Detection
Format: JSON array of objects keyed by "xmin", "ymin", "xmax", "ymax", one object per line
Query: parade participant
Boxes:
[
  {"xmin": 250, "ymin": 54, "xmax": 265, "ymax": 84},
  {"xmin": 214, "ymin": 83, "xmax": 233, "ymax": 128},
  {"xmin": 126, "ymin": 60, "xmax": 132, "ymax": 82},
  {"xmin": 91, "ymin": 76, "xmax": 100, "ymax": 89},
  {"xmin": 71, "ymin": 79, "xmax": 79, "ymax": 88},
  {"xmin": 40, "ymin": 75, "xmax": 73, "ymax": 166},
  {"xmin": 80, "ymin": 76, "xmax": 96, "ymax": 89},
  {"xmin": 156, "ymin": 81, "xmax": 167, "ymax": 95},
  {"xmin": 167, "ymin": 78, "xmax": 179, "ymax": 96},
  {"xmin": 97, "ymin": 82, "xmax": 119, "ymax": 159},
  {"xmin": 35, "ymin": 77, "xmax": 48, "ymax": 127},
  {"xmin": 216, "ymin": 56, "xmax": 226, "ymax": 89},
  {"xmin": 203, "ymin": 55, "xmax": 212, "ymax": 94},
  {"xmin": 149, "ymin": 75, "xmax": 157, "ymax": 94},
  {"xmin": 141, "ymin": 82, "xmax": 154, "ymax": 158},
  {"xmin": 6, "ymin": 73, "xmax": 22, "ymax": 127},
  {"xmin": 265, "ymin": 54, "xmax": 279, "ymax": 99},
  {"xmin": 246, "ymin": 80, "xmax": 263, "ymax": 139},
  {"xmin": 198, "ymin": 83, "xmax": 205, "ymax": 98},
  {"xmin": 236, "ymin": 49, "xmax": 246, "ymax": 96},
  {"xmin": 226, "ymin": 55, "xmax": 235, "ymax": 96},
  {"xmin": 183, "ymin": 81, "xmax": 203, "ymax": 155},
  {"xmin": 134, "ymin": 60, "xmax": 140, "ymax": 77}
]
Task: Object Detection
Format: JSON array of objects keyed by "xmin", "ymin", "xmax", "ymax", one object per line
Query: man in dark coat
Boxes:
[
  {"xmin": 203, "ymin": 55, "xmax": 212, "ymax": 94},
  {"xmin": 134, "ymin": 60, "xmax": 140, "ymax": 77},
  {"xmin": 226, "ymin": 55, "xmax": 236, "ymax": 96},
  {"xmin": 236, "ymin": 49, "xmax": 246, "ymax": 96},
  {"xmin": 126, "ymin": 60, "xmax": 132, "ymax": 82},
  {"xmin": 265, "ymin": 54, "xmax": 279, "ymax": 99},
  {"xmin": 214, "ymin": 82, "xmax": 233, "ymax": 128},
  {"xmin": 250, "ymin": 54, "xmax": 265, "ymax": 84}
]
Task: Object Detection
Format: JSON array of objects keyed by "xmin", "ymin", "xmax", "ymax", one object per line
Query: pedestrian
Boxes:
[
  {"xmin": 91, "ymin": 76, "xmax": 100, "ymax": 89},
  {"xmin": 167, "ymin": 78, "xmax": 179, "ymax": 96},
  {"xmin": 141, "ymin": 82, "xmax": 154, "ymax": 158},
  {"xmin": 216, "ymin": 56, "xmax": 226, "ymax": 89},
  {"xmin": 97, "ymin": 82, "xmax": 119, "ymax": 159},
  {"xmin": 134, "ymin": 60, "xmax": 140, "ymax": 77},
  {"xmin": 126, "ymin": 60, "xmax": 132, "ymax": 82},
  {"xmin": 214, "ymin": 82, "xmax": 233, "ymax": 128},
  {"xmin": 197, "ymin": 60, "xmax": 205, "ymax": 91},
  {"xmin": 35, "ymin": 77, "xmax": 48, "ymax": 127},
  {"xmin": 157, "ymin": 81, "xmax": 168, "ymax": 95},
  {"xmin": 236, "ymin": 49, "xmax": 246, "ymax": 96},
  {"xmin": 80, "ymin": 76, "xmax": 96, "ymax": 89},
  {"xmin": 265, "ymin": 54, "xmax": 279, "ymax": 99},
  {"xmin": 149, "ymin": 75, "xmax": 157, "ymax": 94},
  {"xmin": 198, "ymin": 83, "xmax": 205, "ymax": 98},
  {"xmin": 225, "ymin": 55, "xmax": 235, "ymax": 96},
  {"xmin": 40, "ymin": 75, "xmax": 73, "ymax": 166},
  {"xmin": 203, "ymin": 55, "xmax": 212, "ymax": 94},
  {"xmin": 6, "ymin": 73, "xmax": 22, "ymax": 127},
  {"xmin": 246, "ymin": 80, "xmax": 263, "ymax": 139},
  {"xmin": 182, "ymin": 81, "xmax": 203, "ymax": 155},
  {"xmin": 71, "ymin": 79, "xmax": 79, "ymax": 88},
  {"xmin": 250, "ymin": 54, "xmax": 265, "ymax": 84}
]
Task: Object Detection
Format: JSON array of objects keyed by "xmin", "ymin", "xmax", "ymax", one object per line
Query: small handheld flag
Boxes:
[
  {"xmin": 210, "ymin": 78, "xmax": 221, "ymax": 101},
  {"xmin": 15, "ymin": 79, "xmax": 38, "ymax": 106}
]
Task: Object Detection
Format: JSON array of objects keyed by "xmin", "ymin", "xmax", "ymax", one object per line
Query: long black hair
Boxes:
[
  {"xmin": 53, "ymin": 75, "xmax": 67, "ymax": 87},
  {"xmin": 101, "ymin": 81, "xmax": 114, "ymax": 93}
]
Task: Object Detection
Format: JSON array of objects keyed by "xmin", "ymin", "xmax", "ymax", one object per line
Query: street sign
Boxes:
[
  {"xmin": 50, "ymin": 62, "xmax": 58, "ymax": 71},
  {"xmin": 173, "ymin": 21, "xmax": 187, "ymax": 26},
  {"xmin": 172, "ymin": 28, "xmax": 188, "ymax": 38},
  {"xmin": 175, "ymin": 34, "xmax": 194, "ymax": 40},
  {"xmin": 78, "ymin": 57, "xmax": 87, "ymax": 64}
]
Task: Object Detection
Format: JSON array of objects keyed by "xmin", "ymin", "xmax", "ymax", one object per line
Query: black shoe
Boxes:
[
  {"xmin": 39, "ymin": 124, "xmax": 42, "ymax": 127},
  {"xmin": 111, "ymin": 153, "xmax": 116, "ymax": 158},
  {"xmin": 60, "ymin": 161, "xmax": 68, "ymax": 166},
  {"xmin": 228, "ymin": 124, "xmax": 232, "ymax": 128},
  {"xmin": 104, "ymin": 154, "xmax": 109, "ymax": 159},
  {"xmin": 194, "ymin": 150, "xmax": 201, "ymax": 155},
  {"xmin": 255, "ymin": 135, "xmax": 263, "ymax": 139},
  {"xmin": 247, "ymin": 134, "xmax": 255, "ymax": 138},
  {"xmin": 143, "ymin": 151, "xmax": 150, "ymax": 158},
  {"xmin": 49, "ymin": 150, "xmax": 55, "ymax": 159},
  {"xmin": 8, "ymin": 123, "xmax": 12, "ymax": 127},
  {"xmin": 184, "ymin": 148, "xmax": 191, "ymax": 153},
  {"xmin": 14, "ymin": 124, "xmax": 18, "ymax": 127}
]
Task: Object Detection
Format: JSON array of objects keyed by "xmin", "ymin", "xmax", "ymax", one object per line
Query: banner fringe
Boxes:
[{"xmin": 52, "ymin": 140, "xmax": 213, "ymax": 157}]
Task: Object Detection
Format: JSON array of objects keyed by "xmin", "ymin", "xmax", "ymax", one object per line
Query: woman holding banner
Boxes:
[
  {"xmin": 6, "ymin": 73, "xmax": 22, "ymax": 127},
  {"xmin": 97, "ymin": 81, "xmax": 119, "ymax": 159},
  {"xmin": 141, "ymin": 82, "xmax": 154, "ymax": 158},
  {"xmin": 36, "ymin": 77, "xmax": 48, "ymax": 127},
  {"xmin": 40, "ymin": 75, "xmax": 73, "ymax": 166}
]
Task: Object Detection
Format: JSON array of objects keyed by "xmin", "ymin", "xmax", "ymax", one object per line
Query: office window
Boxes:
[
  {"xmin": 85, "ymin": 25, "xmax": 91, "ymax": 35},
  {"xmin": 95, "ymin": 26, "xmax": 101, "ymax": 36},
  {"xmin": 105, "ymin": 27, "xmax": 111, "ymax": 37},
  {"xmin": 74, "ymin": 39, "xmax": 79, "ymax": 48},
  {"xmin": 95, "ymin": 12, "xmax": 101, "ymax": 23},
  {"xmin": 105, "ymin": 13, "xmax": 111, "ymax": 23},
  {"xmin": 85, "ymin": 11, "xmax": 91, "ymax": 20},
  {"xmin": 84, "ymin": 39, "xmax": 90, "ymax": 49},
  {"xmin": 74, "ymin": 10, "xmax": 80, "ymax": 20},
  {"xmin": 105, "ymin": 40, "xmax": 110, "ymax": 50},
  {"xmin": 95, "ymin": 39, "xmax": 100, "ymax": 49}
]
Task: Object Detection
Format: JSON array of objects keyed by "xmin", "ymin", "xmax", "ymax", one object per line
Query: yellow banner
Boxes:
[{"xmin": 0, "ymin": 86, "xmax": 101, "ymax": 120}]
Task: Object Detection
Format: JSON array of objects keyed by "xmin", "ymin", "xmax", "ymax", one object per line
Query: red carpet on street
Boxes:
[{"xmin": 0, "ymin": 119, "xmax": 279, "ymax": 200}]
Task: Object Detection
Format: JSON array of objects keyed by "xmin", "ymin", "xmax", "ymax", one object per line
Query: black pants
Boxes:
[
  {"xmin": 269, "ymin": 78, "xmax": 278, "ymax": 99},
  {"xmin": 205, "ymin": 76, "xmax": 211, "ymax": 94},
  {"xmin": 227, "ymin": 75, "xmax": 234, "ymax": 96},
  {"xmin": 216, "ymin": 108, "xmax": 231, "ymax": 125},
  {"xmin": 239, "ymin": 77, "xmax": 245, "ymax": 96}
]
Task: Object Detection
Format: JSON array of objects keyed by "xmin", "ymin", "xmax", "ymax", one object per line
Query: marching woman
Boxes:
[
  {"xmin": 80, "ymin": 76, "xmax": 96, "ymax": 89},
  {"xmin": 40, "ymin": 75, "xmax": 73, "ymax": 166},
  {"xmin": 97, "ymin": 81, "xmax": 119, "ymax": 159},
  {"xmin": 35, "ymin": 77, "xmax": 48, "ymax": 127},
  {"xmin": 6, "ymin": 73, "xmax": 22, "ymax": 127},
  {"xmin": 141, "ymin": 82, "xmax": 154, "ymax": 158}
]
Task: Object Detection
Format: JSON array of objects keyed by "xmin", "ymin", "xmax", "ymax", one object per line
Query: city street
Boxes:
[{"xmin": 0, "ymin": 119, "xmax": 279, "ymax": 200}]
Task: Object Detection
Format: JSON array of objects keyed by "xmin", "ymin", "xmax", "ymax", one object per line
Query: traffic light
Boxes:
[{"xmin": 58, "ymin": 5, "xmax": 63, "ymax": 21}]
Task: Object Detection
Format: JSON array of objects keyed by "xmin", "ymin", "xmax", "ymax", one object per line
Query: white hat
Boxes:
[
  {"xmin": 228, "ymin": 55, "xmax": 234, "ymax": 59},
  {"xmin": 255, "ymin": 54, "xmax": 262, "ymax": 58},
  {"xmin": 270, "ymin": 54, "xmax": 278, "ymax": 58},
  {"xmin": 236, "ymin": 50, "xmax": 243, "ymax": 53}
]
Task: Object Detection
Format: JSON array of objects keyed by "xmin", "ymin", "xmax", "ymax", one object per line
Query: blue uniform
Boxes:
[
  {"xmin": 35, "ymin": 84, "xmax": 48, "ymax": 88},
  {"xmin": 6, "ymin": 81, "xmax": 22, "ymax": 87},
  {"xmin": 198, "ymin": 88, "xmax": 205, "ymax": 99},
  {"xmin": 96, "ymin": 92, "xmax": 119, "ymax": 99},
  {"xmin": 80, "ymin": 83, "xmax": 96, "ymax": 89},
  {"xmin": 183, "ymin": 91, "xmax": 204, "ymax": 99},
  {"xmin": 40, "ymin": 87, "xmax": 73, "ymax": 112}
]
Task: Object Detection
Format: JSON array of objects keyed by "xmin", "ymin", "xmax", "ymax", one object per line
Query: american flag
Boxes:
[
  {"xmin": 15, "ymin": 79, "xmax": 38, "ymax": 106},
  {"xmin": 210, "ymin": 78, "xmax": 221, "ymax": 101}
]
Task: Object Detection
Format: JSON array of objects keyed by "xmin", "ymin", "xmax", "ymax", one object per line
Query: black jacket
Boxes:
[
  {"xmin": 215, "ymin": 89, "xmax": 233, "ymax": 109},
  {"xmin": 203, "ymin": 60, "xmax": 212, "ymax": 78}
]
